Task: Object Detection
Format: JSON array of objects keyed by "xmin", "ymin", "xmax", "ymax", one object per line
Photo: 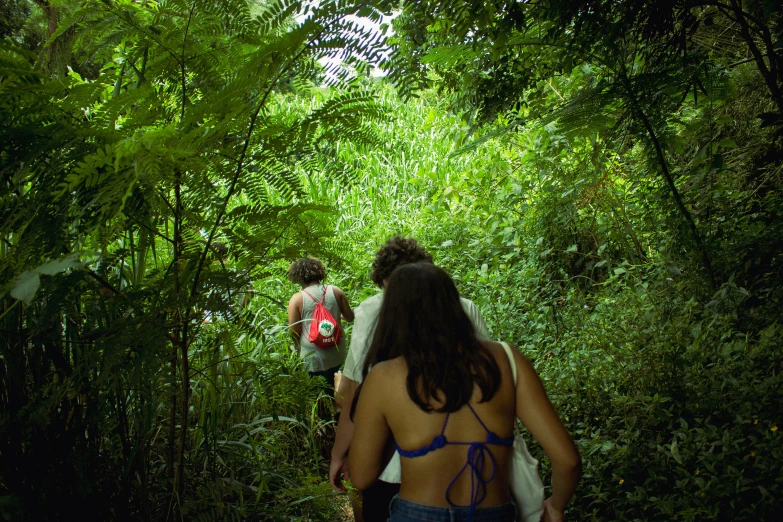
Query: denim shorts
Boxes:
[{"xmin": 387, "ymin": 495, "xmax": 517, "ymax": 522}]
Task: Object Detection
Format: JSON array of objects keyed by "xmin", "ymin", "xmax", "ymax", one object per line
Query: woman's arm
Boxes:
[
  {"xmin": 329, "ymin": 375, "xmax": 359, "ymax": 491},
  {"xmin": 287, "ymin": 293, "xmax": 303, "ymax": 346},
  {"xmin": 348, "ymin": 367, "xmax": 391, "ymax": 490},
  {"xmin": 511, "ymin": 347, "xmax": 581, "ymax": 517},
  {"xmin": 333, "ymin": 286, "xmax": 354, "ymax": 322}
]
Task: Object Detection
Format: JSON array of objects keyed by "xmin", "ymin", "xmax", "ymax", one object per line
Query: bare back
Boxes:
[
  {"xmin": 380, "ymin": 342, "xmax": 517, "ymax": 507},
  {"xmin": 351, "ymin": 338, "xmax": 581, "ymax": 517}
]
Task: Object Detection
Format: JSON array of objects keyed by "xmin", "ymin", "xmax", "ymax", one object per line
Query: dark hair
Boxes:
[
  {"xmin": 358, "ymin": 263, "xmax": 500, "ymax": 414},
  {"xmin": 370, "ymin": 236, "xmax": 433, "ymax": 288},
  {"xmin": 287, "ymin": 257, "xmax": 326, "ymax": 286}
]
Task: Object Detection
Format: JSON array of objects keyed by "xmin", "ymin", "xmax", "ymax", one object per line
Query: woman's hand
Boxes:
[
  {"xmin": 540, "ymin": 498, "xmax": 565, "ymax": 522},
  {"xmin": 329, "ymin": 454, "xmax": 350, "ymax": 492}
]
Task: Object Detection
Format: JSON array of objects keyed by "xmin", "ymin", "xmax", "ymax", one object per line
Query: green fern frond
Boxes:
[
  {"xmin": 252, "ymin": 0, "xmax": 302, "ymax": 39},
  {"xmin": 543, "ymin": 82, "xmax": 623, "ymax": 138},
  {"xmin": 95, "ymin": 84, "xmax": 156, "ymax": 128}
]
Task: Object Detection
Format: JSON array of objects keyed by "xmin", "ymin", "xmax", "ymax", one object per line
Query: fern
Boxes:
[{"xmin": 1, "ymin": 0, "xmax": 397, "ymax": 517}]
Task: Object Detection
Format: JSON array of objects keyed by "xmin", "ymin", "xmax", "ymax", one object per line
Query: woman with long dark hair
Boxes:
[{"xmin": 349, "ymin": 263, "xmax": 581, "ymax": 522}]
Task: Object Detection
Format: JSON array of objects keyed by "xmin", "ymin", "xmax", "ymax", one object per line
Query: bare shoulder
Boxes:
[
  {"xmin": 288, "ymin": 292, "xmax": 303, "ymax": 307},
  {"xmin": 502, "ymin": 346, "xmax": 541, "ymax": 388},
  {"xmin": 367, "ymin": 357, "xmax": 405, "ymax": 380},
  {"xmin": 479, "ymin": 339, "xmax": 510, "ymax": 361},
  {"xmin": 480, "ymin": 340, "xmax": 539, "ymax": 385},
  {"xmin": 360, "ymin": 358, "xmax": 405, "ymax": 409},
  {"xmin": 478, "ymin": 340, "xmax": 513, "ymax": 373},
  {"xmin": 481, "ymin": 340, "xmax": 527, "ymax": 360}
]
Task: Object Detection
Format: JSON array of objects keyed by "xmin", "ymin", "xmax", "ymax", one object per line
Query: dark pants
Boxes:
[
  {"xmin": 308, "ymin": 364, "xmax": 340, "ymax": 399},
  {"xmin": 309, "ymin": 365, "xmax": 341, "ymax": 428},
  {"xmin": 363, "ymin": 480, "xmax": 401, "ymax": 522}
]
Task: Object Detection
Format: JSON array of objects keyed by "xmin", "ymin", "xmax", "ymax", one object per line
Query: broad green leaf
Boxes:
[
  {"xmin": 10, "ymin": 271, "xmax": 40, "ymax": 305},
  {"xmin": 37, "ymin": 254, "xmax": 83, "ymax": 276},
  {"xmin": 671, "ymin": 439, "xmax": 683, "ymax": 465}
]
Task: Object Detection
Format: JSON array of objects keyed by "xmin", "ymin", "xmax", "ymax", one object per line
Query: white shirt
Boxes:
[{"xmin": 342, "ymin": 292, "xmax": 491, "ymax": 482}]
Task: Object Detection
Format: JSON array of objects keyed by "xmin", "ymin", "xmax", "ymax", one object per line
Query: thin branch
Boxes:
[
  {"xmin": 704, "ymin": 1, "xmax": 774, "ymax": 32},
  {"xmin": 179, "ymin": 2, "xmax": 196, "ymax": 124},
  {"xmin": 0, "ymin": 301, "xmax": 20, "ymax": 322},
  {"xmin": 188, "ymin": 364, "xmax": 219, "ymax": 392},
  {"xmin": 254, "ymin": 292, "xmax": 287, "ymax": 310},
  {"xmin": 128, "ymin": 215, "xmax": 174, "ymax": 244},
  {"xmin": 727, "ymin": 57, "xmax": 756, "ymax": 68},
  {"xmin": 724, "ymin": 0, "xmax": 783, "ymax": 114},
  {"xmin": 190, "ymin": 347, "xmax": 256, "ymax": 375},
  {"xmin": 545, "ymin": 79, "xmax": 564, "ymax": 101},
  {"xmin": 189, "ymin": 30, "xmax": 325, "ymax": 301},
  {"xmin": 86, "ymin": 270, "xmax": 122, "ymax": 295},
  {"xmin": 622, "ymin": 76, "xmax": 717, "ymax": 289},
  {"xmin": 104, "ymin": 3, "xmax": 183, "ymax": 68},
  {"xmin": 172, "ymin": 1, "xmax": 198, "ymax": 504},
  {"xmin": 158, "ymin": 190, "xmax": 176, "ymax": 214}
]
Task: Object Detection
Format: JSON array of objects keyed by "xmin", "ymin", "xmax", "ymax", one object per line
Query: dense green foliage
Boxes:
[
  {"xmin": 2, "ymin": 0, "xmax": 782, "ymax": 520},
  {"xmin": 1, "ymin": 0, "xmax": 391, "ymax": 519}
]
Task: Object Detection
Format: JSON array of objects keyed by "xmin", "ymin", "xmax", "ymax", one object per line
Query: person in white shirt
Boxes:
[{"xmin": 329, "ymin": 237, "xmax": 490, "ymax": 522}]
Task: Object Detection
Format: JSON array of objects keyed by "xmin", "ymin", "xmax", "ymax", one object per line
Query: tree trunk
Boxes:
[
  {"xmin": 32, "ymin": 1, "xmax": 73, "ymax": 77},
  {"xmin": 171, "ymin": 172, "xmax": 188, "ymax": 503}
]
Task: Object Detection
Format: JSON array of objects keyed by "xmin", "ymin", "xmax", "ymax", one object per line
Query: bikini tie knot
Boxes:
[
  {"xmin": 431, "ymin": 434, "xmax": 447, "ymax": 449},
  {"xmin": 485, "ymin": 432, "xmax": 504, "ymax": 445}
]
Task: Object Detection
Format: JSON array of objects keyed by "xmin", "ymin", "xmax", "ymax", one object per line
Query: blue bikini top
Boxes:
[{"xmin": 394, "ymin": 402, "xmax": 514, "ymax": 521}]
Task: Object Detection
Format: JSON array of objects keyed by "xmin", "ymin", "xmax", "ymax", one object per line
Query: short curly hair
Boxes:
[
  {"xmin": 287, "ymin": 257, "xmax": 327, "ymax": 286},
  {"xmin": 370, "ymin": 236, "xmax": 433, "ymax": 287}
]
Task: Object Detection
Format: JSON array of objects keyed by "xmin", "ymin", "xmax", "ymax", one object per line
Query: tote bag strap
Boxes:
[
  {"xmin": 500, "ymin": 341, "xmax": 545, "ymax": 522},
  {"xmin": 499, "ymin": 341, "xmax": 517, "ymax": 386}
]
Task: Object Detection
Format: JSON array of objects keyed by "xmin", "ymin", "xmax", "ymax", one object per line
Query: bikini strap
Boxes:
[
  {"xmin": 440, "ymin": 412, "xmax": 450, "ymax": 435},
  {"xmin": 444, "ymin": 441, "xmax": 500, "ymax": 520},
  {"xmin": 466, "ymin": 403, "xmax": 492, "ymax": 434}
]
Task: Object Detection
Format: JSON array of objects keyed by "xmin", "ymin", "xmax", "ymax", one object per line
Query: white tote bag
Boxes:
[{"xmin": 500, "ymin": 342, "xmax": 545, "ymax": 522}]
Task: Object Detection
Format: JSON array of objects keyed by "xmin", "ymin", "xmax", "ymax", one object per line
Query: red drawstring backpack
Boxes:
[{"xmin": 301, "ymin": 285, "xmax": 343, "ymax": 349}]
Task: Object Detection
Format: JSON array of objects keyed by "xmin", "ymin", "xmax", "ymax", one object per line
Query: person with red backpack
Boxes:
[{"xmin": 287, "ymin": 257, "xmax": 354, "ymax": 395}]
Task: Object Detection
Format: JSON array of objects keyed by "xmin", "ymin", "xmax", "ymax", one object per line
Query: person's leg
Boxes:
[
  {"xmin": 308, "ymin": 364, "xmax": 339, "ymax": 399},
  {"xmin": 309, "ymin": 365, "xmax": 341, "ymax": 448},
  {"xmin": 322, "ymin": 364, "xmax": 337, "ymax": 391},
  {"xmin": 362, "ymin": 481, "xmax": 401, "ymax": 522},
  {"xmin": 349, "ymin": 490, "xmax": 364, "ymax": 522}
]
